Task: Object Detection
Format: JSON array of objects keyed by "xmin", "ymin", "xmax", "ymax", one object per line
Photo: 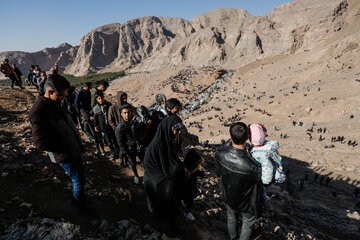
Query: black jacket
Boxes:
[
  {"xmin": 91, "ymin": 88, "xmax": 103, "ymax": 108},
  {"xmin": 115, "ymin": 117, "xmax": 137, "ymax": 158},
  {"xmin": 28, "ymin": 71, "xmax": 35, "ymax": 85},
  {"xmin": 216, "ymin": 146, "xmax": 262, "ymax": 217},
  {"xmin": 92, "ymin": 101, "xmax": 112, "ymax": 132},
  {"xmin": 75, "ymin": 88, "xmax": 91, "ymax": 112},
  {"xmin": 62, "ymin": 93, "xmax": 77, "ymax": 116},
  {"xmin": 28, "ymin": 96, "xmax": 84, "ymax": 163}
]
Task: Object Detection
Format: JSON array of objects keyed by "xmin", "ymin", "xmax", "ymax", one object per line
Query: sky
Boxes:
[{"xmin": 0, "ymin": 0, "xmax": 293, "ymax": 53}]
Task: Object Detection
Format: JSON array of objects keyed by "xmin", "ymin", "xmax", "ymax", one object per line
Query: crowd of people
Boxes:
[{"xmin": 25, "ymin": 71, "xmax": 285, "ymax": 239}]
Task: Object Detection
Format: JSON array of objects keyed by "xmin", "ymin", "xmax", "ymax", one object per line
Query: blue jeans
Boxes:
[
  {"xmin": 59, "ymin": 156, "xmax": 85, "ymax": 202},
  {"xmin": 227, "ymin": 205, "xmax": 256, "ymax": 240}
]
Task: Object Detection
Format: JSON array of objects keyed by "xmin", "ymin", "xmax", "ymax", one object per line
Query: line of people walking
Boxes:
[{"xmin": 28, "ymin": 74, "xmax": 285, "ymax": 239}]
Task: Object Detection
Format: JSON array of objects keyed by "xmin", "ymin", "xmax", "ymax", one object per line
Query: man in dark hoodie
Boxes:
[
  {"xmin": 164, "ymin": 98, "xmax": 199, "ymax": 146},
  {"xmin": 92, "ymin": 92, "xmax": 116, "ymax": 159},
  {"xmin": 28, "ymin": 75, "xmax": 86, "ymax": 208},
  {"xmin": 216, "ymin": 122, "xmax": 262, "ymax": 240},
  {"xmin": 115, "ymin": 104, "xmax": 141, "ymax": 184},
  {"xmin": 27, "ymin": 65, "xmax": 35, "ymax": 86},
  {"xmin": 90, "ymin": 80, "xmax": 109, "ymax": 108},
  {"xmin": 108, "ymin": 90, "xmax": 128, "ymax": 130},
  {"xmin": 75, "ymin": 82, "xmax": 94, "ymax": 141}
]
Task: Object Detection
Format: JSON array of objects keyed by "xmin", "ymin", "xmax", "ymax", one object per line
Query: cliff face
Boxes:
[{"xmin": 0, "ymin": 0, "xmax": 351, "ymax": 76}]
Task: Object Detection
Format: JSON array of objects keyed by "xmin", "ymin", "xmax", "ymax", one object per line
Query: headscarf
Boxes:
[
  {"xmin": 144, "ymin": 114, "xmax": 184, "ymax": 180},
  {"xmin": 143, "ymin": 114, "xmax": 185, "ymax": 219}
]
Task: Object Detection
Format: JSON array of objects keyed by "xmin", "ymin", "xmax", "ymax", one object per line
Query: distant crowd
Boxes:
[
  {"xmin": 0, "ymin": 59, "xmax": 59, "ymax": 94},
  {"xmin": 1, "ymin": 61, "xmax": 287, "ymax": 239}
]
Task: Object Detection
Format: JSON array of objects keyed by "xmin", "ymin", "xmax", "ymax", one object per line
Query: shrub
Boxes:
[{"xmin": 62, "ymin": 71, "xmax": 125, "ymax": 89}]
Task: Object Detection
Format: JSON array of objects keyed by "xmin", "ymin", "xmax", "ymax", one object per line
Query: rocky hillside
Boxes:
[
  {"xmin": 0, "ymin": 0, "xmax": 350, "ymax": 76},
  {"xmin": 0, "ymin": 43, "xmax": 78, "ymax": 75}
]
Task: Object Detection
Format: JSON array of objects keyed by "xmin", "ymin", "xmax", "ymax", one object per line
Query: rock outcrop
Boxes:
[{"xmin": 0, "ymin": 0, "xmax": 352, "ymax": 76}]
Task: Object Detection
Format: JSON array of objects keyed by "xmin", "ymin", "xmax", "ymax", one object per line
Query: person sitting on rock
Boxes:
[
  {"xmin": 115, "ymin": 104, "xmax": 141, "ymax": 184},
  {"xmin": 216, "ymin": 122, "xmax": 262, "ymax": 240},
  {"xmin": 92, "ymin": 92, "xmax": 116, "ymax": 159},
  {"xmin": 249, "ymin": 124, "xmax": 285, "ymax": 201}
]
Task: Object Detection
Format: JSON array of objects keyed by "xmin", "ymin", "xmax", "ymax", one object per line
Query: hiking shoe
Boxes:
[
  {"xmin": 184, "ymin": 212, "xmax": 195, "ymax": 221},
  {"xmin": 134, "ymin": 176, "xmax": 140, "ymax": 184}
]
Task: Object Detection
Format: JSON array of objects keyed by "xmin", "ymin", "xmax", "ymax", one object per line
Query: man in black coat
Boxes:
[
  {"xmin": 216, "ymin": 122, "xmax": 262, "ymax": 240},
  {"xmin": 115, "ymin": 104, "xmax": 140, "ymax": 184},
  {"xmin": 75, "ymin": 82, "xmax": 94, "ymax": 141},
  {"xmin": 28, "ymin": 75, "xmax": 86, "ymax": 207},
  {"xmin": 91, "ymin": 80, "xmax": 109, "ymax": 108}
]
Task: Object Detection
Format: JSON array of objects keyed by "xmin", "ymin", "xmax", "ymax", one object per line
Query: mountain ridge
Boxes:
[{"xmin": 0, "ymin": 0, "xmax": 350, "ymax": 76}]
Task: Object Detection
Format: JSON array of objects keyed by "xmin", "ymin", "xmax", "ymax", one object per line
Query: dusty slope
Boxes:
[{"xmin": 1, "ymin": 86, "xmax": 360, "ymax": 240}]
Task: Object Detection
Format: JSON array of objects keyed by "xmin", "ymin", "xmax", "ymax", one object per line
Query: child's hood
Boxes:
[{"xmin": 258, "ymin": 140, "xmax": 280, "ymax": 152}]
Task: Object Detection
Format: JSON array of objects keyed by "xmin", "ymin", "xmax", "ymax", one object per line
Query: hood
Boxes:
[
  {"xmin": 116, "ymin": 91, "xmax": 127, "ymax": 105},
  {"xmin": 258, "ymin": 140, "xmax": 280, "ymax": 152}
]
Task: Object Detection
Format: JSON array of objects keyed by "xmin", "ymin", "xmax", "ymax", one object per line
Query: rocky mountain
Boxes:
[
  {"xmin": 0, "ymin": 43, "xmax": 77, "ymax": 76},
  {"xmin": 0, "ymin": 0, "xmax": 350, "ymax": 76}
]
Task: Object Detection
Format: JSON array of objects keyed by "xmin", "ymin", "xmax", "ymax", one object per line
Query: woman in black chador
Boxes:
[{"xmin": 143, "ymin": 114, "xmax": 188, "ymax": 228}]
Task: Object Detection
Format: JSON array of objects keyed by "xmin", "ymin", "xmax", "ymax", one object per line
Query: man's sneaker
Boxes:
[
  {"xmin": 134, "ymin": 176, "xmax": 140, "ymax": 184},
  {"xmin": 95, "ymin": 149, "xmax": 100, "ymax": 155},
  {"xmin": 184, "ymin": 212, "xmax": 195, "ymax": 221}
]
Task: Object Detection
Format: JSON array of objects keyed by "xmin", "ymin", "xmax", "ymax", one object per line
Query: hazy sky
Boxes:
[{"xmin": 0, "ymin": 0, "xmax": 292, "ymax": 53}]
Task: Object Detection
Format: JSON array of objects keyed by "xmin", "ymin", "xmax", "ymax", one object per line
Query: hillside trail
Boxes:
[{"xmin": 1, "ymin": 86, "xmax": 360, "ymax": 240}]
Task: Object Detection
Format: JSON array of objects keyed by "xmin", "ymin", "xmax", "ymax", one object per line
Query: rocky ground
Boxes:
[{"xmin": 1, "ymin": 74, "xmax": 360, "ymax": 239}]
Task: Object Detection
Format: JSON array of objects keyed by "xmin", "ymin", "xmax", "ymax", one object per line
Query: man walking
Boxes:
[
  {"xmin": 75, "ymin": 82, "xmax": 94, "ymax": 141},
  {"xmin": 0, "ymin": 59, "xmax": 23, "ymax": 89},
  {"xmin": 216, "ymin": 122, "xmax": 262, "ymax": 240},
  {"xmin": 12, "ymin": 64, "xmax": 23, "ymax": 87},
  {"xmin": 28, "ymin": 75, "xmax": 86, "ymax": 208},
  {"xmin": 91, "ymin": 80, "xmax": 109, "ymax": 108},
  {"xmin": 115, "ymin": 104, "xmax": 141, "ymax": 184}
]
